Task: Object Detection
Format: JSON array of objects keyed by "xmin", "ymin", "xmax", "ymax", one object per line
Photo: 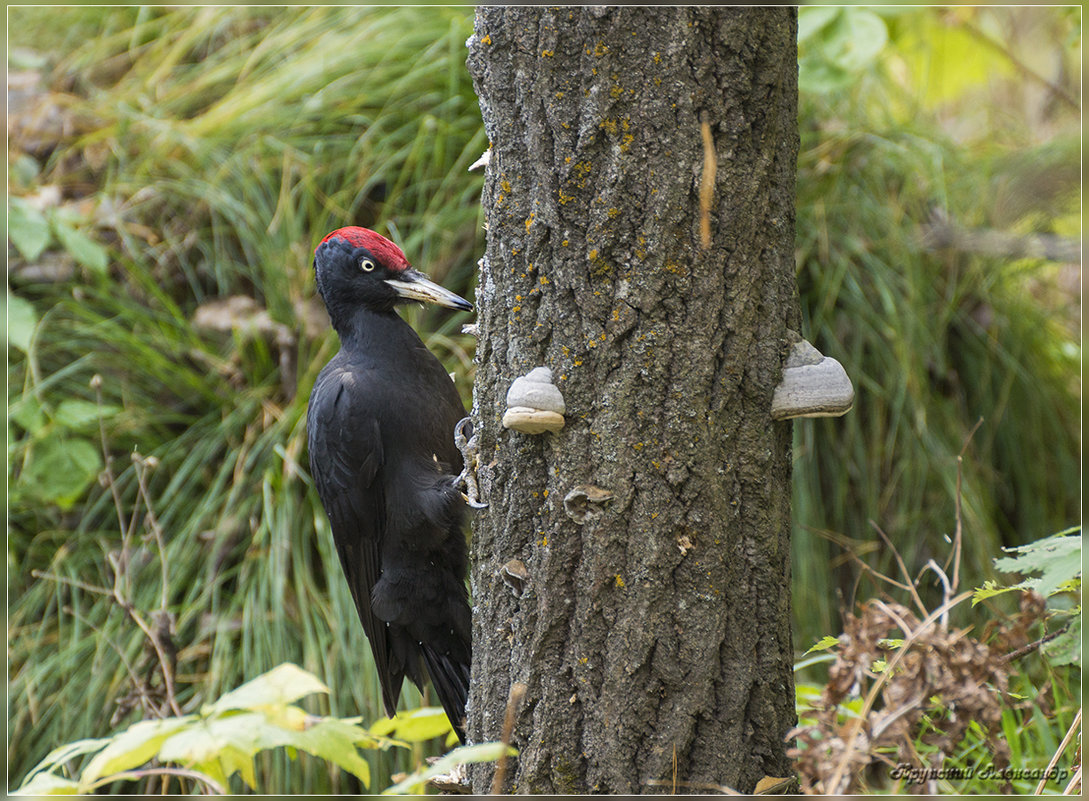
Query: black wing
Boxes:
[{"xmin": 307, "ymin": 365, "xmax": 403, "ymax": 717}]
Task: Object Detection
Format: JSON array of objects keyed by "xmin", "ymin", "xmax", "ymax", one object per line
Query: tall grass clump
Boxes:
[
  {"xmin": 791, "ymin": 7, "xmax": 1080, "ymax": 643},
  {"xmin": 9, "ymin": 6, "xmax": 481, "ymax": 792}
]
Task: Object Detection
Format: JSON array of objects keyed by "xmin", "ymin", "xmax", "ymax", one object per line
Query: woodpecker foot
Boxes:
[{"xmin": 453, "ymin": 417, "xmax": 488, "ymax": 509}]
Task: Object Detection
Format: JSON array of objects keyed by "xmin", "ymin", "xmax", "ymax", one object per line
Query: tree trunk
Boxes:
[{"xmin": 465, "ymin": 7, "xmax": 799, "ymax": 794}]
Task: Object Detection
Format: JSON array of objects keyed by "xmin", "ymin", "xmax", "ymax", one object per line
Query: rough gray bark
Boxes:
[{"xmin": 465, "ymin": 7, "xmax": 799, "ymax": 794}]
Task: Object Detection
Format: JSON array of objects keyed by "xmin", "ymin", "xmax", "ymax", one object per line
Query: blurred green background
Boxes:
[{"xmin": 7, "ymin": 5, "xmax": 1080, "ymax": 793}]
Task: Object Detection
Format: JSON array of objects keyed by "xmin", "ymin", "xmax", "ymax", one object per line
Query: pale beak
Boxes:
[{"xmin": 385, "ymin": 270, "xmax": 473, "ymax": 312}]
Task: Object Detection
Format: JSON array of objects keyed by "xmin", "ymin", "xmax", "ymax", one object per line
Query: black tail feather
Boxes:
[{"xmin": 421, "ymin": 645, "xmax": 470, "ymax": 743}]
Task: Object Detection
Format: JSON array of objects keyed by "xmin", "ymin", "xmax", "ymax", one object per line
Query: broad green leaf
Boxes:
[
  {"xmin": 291, "ymin": 718, "xmax": 375, "ymax": 788},
  {"xmin": 50, "ymin": 217, "xmax": 109, "ymax": 274},
  {"xmin": 158, "ymin": 712, "xmax": 266, "ymax": 765},
  {"xmin": 10, "ymin": 395, "xmax": 47, "ymax": 437},
  {"xmin": 9, "ymin": 196, "xmax": 52, "ymax": 261},
  {"xmin": 382, "ymin": 707, "xmax": 452, "ymax": 743},
  {"xmin": 209, "ymin": 663, "xmax": 329, "ymax": 714},
  {"xmin": 19, "ymin": 737, "xmax": 112, "ymax": 786},
  {"xmin": 831, "ymin": 9, "xmax": 888, "ymax": 73},
  {"xmin": 1042, "ymin": 615, "xmax": 1081, "ymax": 667},
  {"xmin": 994, "ymin": 530, "xmax": 1081, "ymax": 599},
  {"xmin": 13, "ymin": 771, "xmax": 80, "ymax": 796},
  {"xmin": 8, "ymin": 292, "xmax": 39, "ymax": 353},
  {"xmin": 798, "ymin": 7, "xmax": 840, "ymax": 44},
  {"xmin": 20, "ymin": 435, "xmax": 102, "ymax": 509},
  {"xmin": 383, "ymin": 742, "xmax": 517, "ymax": 795},
  {"xmin": 803, "ymin": 635, "xmax": 840, "ymax": 655},
  {"xmin": 80, "ymin": 717, "xmax": 193, "ymax": 787},
  {"xmin": 217, "ymin": 744, "xmax": 257, "ymax": 790},
  {"xmin": 54, "ymin": 399, "xmax": 119, "ymax": 429}
]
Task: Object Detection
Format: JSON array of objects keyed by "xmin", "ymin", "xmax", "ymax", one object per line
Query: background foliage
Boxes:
[{"xmin": 8, "ymin": 5, "xmax": 1080, "ymax": 794}]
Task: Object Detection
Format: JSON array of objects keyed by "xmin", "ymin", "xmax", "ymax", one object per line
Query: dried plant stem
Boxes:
[
  {"xmin": 490, "ymin": 682, "xmax": 525, "ymax": 794},
  {"xmin": 1034, "ymin": 708, "xmax": 1081, "ymax": 794}
]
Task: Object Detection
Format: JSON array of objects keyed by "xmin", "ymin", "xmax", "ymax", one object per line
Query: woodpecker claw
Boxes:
[{"xmin": 453, "ymin": 417, "xmax": 488, "ymax": 509}]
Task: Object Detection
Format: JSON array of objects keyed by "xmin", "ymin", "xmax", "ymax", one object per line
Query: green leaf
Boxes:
[
  {"xmin": 50, "ymin": 217, "xmax": 109, "ymax": 274},
  {"xmin": 10, "ymin": 395, "xmax": 47, "ymax": 437},
  {"xmin": 9, "ymin": 196, "xmax": 52, "ymax": 261},
  {"xmin": 54, "ymin": 399, "xmax": 119, "ymax": 430},
  {"xmin": 12, "ymin": 772, "xmax": 81, "ymax": 795},
  {"xmin": 20, "ymin": 435, "xmax": 102, "ymax": 509},
  {"xmin": 291, "ymin": 718, "xmax": 375, "ymax": 788},
  {"xmin": 803, "ymin": 635, "xmax": 840, "ymax": 655},
  {"xmin": 7, "ymin": 292, "xmax": 39, "ymax": 353},
  {"xmin": 79, "ymin": 717, "xmax": 193, "ymax": 788},
  {"xmin": 380, "ymin": 707, "xmax": 452, "ymax": 743},
  {"xmin": 383, "ymin": 742, "xmax": 517, "ymax": 795},
  {"xmin": 798, "ymin": 7, "xmax": 840, "ymax": 44},
  {"xmin": 972, "ymin": 579, "xmax": 1019, "ymax": 606},
  {"xmin": 18, "ymin": 737, "xmax": 112, "ymax": 787},
  {"xmin": 1042, "ymin": 615, "xmax": 1081, "ymax": 667},
  {"xmin": 830, "ymin": 9, "xmax": 888, "ymax": 73},
  {"xmin": 158, "ymin": 712, "xmax": 266, "ymax": 765},
  {"xmin": 994, "ymin": 530, "xmax": 1082, "ymax": 598},
  {"xmin": 209, "ymin": 663, "xmax": 329, "ymax": 714}
]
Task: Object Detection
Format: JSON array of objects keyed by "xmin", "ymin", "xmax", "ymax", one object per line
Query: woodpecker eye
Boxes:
[{"xmin": 360, "ymin": 259, "xmax": 376, "ymax": 272}]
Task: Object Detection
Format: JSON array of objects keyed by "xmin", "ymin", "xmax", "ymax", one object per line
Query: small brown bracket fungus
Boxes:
[
  {"xmin": 563, "ymin": 485, "xmax": 615, "ymax": 524},
  {"xmin": 771, "ymin": 337, "xmax": 854, "ymax": 420},
  {"xmin": 502, "ymin": 366, "xmax": 566, "ymax": 434},
  {"xmin": 499, "ymin": 559, "xmax": 529, "ymax": 597}
]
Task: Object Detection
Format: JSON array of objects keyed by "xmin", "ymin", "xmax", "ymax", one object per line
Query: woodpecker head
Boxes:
[{"xmin": 314, "ymin": 227, "xmax": 472, "ymax": 320}]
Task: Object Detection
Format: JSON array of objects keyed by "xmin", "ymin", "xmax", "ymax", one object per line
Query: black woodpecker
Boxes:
[{"xmin": 307, "ymin": 226, "xmax": 472, "ymax": 741}]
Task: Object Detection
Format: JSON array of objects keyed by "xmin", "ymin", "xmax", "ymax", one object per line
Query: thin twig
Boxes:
[
  {"xmin": 645, "ymin": 778, "xmax": 740, "ymax": 795},
  {"xmin": 958, "ymin": 18, "xmax": 1080, "ymax": 112},
  {"xmin": 1035, "ymin": 708, "xmax": 1081, "ymax": 795},
  {"xmin": 92, "ymin": 375, "xmax": 128, "ymax": 543},
  {"xmin": 1062, "ymin": 766, "xmax": 1081, "ymax": 795},
  {"xmin": 999, "ymin": 624, "xmax": 1070, "ymax": 665},
  {"xmin": 946, "ymin": 417, "xmax": 983, "ymax": 593},
  {"xmin": 491, "ymin": 682, "xmax": 525, "ymax": 794},
  {"xmin": 869, "ymin": 521, "xmax": 928, "ymax": 618},
  {"xmin": 920, "ymin": 559, "xmax": 952, "ymax": 629}
]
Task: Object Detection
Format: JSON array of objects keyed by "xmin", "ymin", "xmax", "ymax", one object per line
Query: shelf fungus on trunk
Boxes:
[
  {"xmin": 502, "ymin": 366, "xmax": 566, "ymax": 434},
  {"xmin": 771, "ymin": 333, "xmax": 854, "ymax": 420}
]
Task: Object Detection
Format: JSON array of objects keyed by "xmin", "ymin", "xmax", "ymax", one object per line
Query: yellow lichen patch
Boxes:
[
  {"xmin": 665, "ymin": 260, "xmax": 688, "ymax": 277},
  {"xmin": 542, "ymin": 49, "xmax": 554, "ymax": 57},
  {"xmin": 500, "ymin": 178, "xmax": 512, "ymax": 193},
  {"xmin": 557, "ymin": 91, "xmax": 565, "ymax": 99},
  {"xmin": 525, "ymin": 214, "xmax": 535, "ymax": 232},
  {"xmin": 614, "ymin": 574, "xmax": 626, "ymax": 588},
  {"xmin": 607, "ymin": 208, "xmax": 620, "ymax": 218},
  {"xmin": 562, "ymin": 239, "xmax": 569, "ymax": 247},
  {"xmin": 481, "ymin": 34, "xmax": 492, "ymax": 45},
  {"xmin": 540, "ymin": 275, "xmax": 549, "ymax": 285},
  {"xmin": 593, "ymin": 42, "xmax": 608, "ymax": 57},
  {"xmin": 653, "ymin": 52, "xmax": 661, "ymax": 64}
]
